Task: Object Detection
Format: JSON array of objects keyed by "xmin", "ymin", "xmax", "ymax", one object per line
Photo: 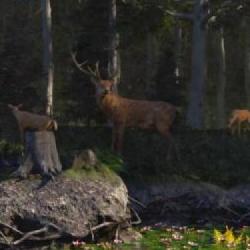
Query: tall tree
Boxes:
[
  {"xmin": 41, "ymin": 0, "xmax": 54, "ymax": 115},
  {"xmin": 167, "ymin": 0, "xmax": 210, "ymax": 129},
  {"xmin": 108, "ymin": 0, "xmax": 120, "ymax": 93},
  {"xmin": 216, "ymin": 27, "xmax": 226, "ymax": 128},
  {"xmin": 243, "ymin": 16, "xmax": 250, "ymax": 108},
  {"xmin": 145, "ymin": 31, "xmax": 159, "ymax": 98},
  {"xmin": 174, "ymin": 24, "xmax": 183, "ymax": 85},
  {"xmin": 186, "ymin": 0, "xmax": 209, "ymax": 129}
]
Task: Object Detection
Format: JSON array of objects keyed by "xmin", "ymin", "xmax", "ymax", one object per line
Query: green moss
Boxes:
[
  {"xmin": 63, "ymin": 164, "xmax": 121, "ymax": 186},
  {"xmin": 95, "ymin": 149, "xmax": 124, "ymax": 174}
]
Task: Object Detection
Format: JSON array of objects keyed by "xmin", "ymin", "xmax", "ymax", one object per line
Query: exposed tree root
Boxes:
[
  {"xmin": 13, "ymin": 226, "xmax": 49, "ymax": 245},
  {"xmin": 130, "ymin": 207, "xmax": 142, "ymax": 225},
  {"xmin": 0, "ymin": 220, "xmax": 62, "ymax": 247},
  {"xmin": 128, "ymin": 196, "xmax": 146, "ymax": 208}
]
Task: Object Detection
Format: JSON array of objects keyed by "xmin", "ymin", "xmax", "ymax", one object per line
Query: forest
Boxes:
[{"xmin": 1, "ymin": 0, "xmax": 250, "ymax": 249}]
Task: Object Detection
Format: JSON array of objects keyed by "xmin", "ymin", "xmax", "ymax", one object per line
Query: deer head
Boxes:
[
  {"xmin": 8, "ymin": 104, "xmax": 23, "ymax": 111},
  {"xmin": 71, "ymin": 52, "xmax": 116, "ymax": 97}
]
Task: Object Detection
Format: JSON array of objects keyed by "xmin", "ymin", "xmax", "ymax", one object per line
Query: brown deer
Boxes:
[
  {"xmin": 72, "ymin": 53, "xmax": 178, "ymax": 155},
  {"xmin": 228, "ymin": 109, "xmax": 250, "ymax": 135},
  {"xmin": 8, "ymin": 104, "xmax": 58, "ymax": 142}
]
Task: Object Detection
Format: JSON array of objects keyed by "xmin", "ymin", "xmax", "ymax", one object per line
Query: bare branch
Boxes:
[
  {"xmin": 128, "ymin": 195, "xmax": 146, "ymax": 208},
  {"xmin": 0, "ymin": 221, "xmax": 23, "ymax": 235},
  {"xmin": 130, "ymin": 207, "xmax": 142, "ymax": 225},
  {"xmin": 29, "ymin": 233, "xmax": 61, "ymax": 241},
  {"xmin": 13, "ymin": 226, "xmax": 48, "ymax": 245},
  {"xmin": 0, "ymin": 230, "xmax": 10, "ymax": 245},
  {"xmin": 165, "ymin": 10, "xmax": 193, "ymax": 21},
  {"xmin": 91, "ymin": 222, "xmax": 115, "ymax": 232}
]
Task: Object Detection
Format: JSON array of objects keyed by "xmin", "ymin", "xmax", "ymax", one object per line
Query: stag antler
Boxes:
[{"xmin": 71, "ymin": 52, "xmax": 101, "ymax": 80}]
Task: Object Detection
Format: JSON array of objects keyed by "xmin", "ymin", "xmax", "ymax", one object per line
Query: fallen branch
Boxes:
[
  {"xmin": 0, "ymin": 230, "xmax": 10, "ymax": 245},
  {"xmin": 47, "ymin": 222, "xmax": 63, "ymax": 232},
  {"xmin": 13, "ymin": 226, "xmax": 48, "ymax": 245},
  {"xmin": 29, "ymin": 233, "xmax": 61, "ymax": 241},
  {"xmin": 91, "ymin": 222, "xmax": 115, "ymax": 232},
  {"xmin": 0, "ymin": 221, "xmax": 23, "ymax": 235}
]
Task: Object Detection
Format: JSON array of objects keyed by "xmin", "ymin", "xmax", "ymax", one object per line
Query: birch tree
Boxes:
[
  {"xmin": 108, "ymin": 0, "xmax": 120, "ymax": 93},
  {"xmin": 243, "ymin": 17, "xmax": 250, "ymax": 108},
  {"xmin": 41, "ymin": 0, "xmax": 54, "ymax": 116},
  {"xmin": 216, "ymin": 27, "xmax": 226, "ymax": 128}
]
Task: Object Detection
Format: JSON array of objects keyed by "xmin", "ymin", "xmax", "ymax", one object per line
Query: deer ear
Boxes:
[{"xmin": 8, "ymin": 104, "xmax": 13, "ymax": 109}]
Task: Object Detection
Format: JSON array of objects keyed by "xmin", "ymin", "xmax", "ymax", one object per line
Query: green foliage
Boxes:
[
  {"xmin": 95, "ymin": 149, "xmax": 124, "ymax": 173},
  {"xmin": 0, "ymin": 140, "xmax": 23, "ymax": 158},
  {"xmin": 213, "ymin": 227, "xmax": 243, "ymax": 248},
  {"xmin": 58, "ymin": 127, "xmax": 250, "ymax": 187}
]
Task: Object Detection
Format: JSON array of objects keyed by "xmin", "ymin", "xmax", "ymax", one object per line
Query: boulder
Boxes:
[{"xmin": 0, "ymin": 167, "xmax": 130, "ymax": 247}]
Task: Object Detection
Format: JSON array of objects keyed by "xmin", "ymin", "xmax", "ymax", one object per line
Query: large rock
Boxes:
[
  {"xmin": 127, "ymin": 181, "xmax": 250, "ymax": 226},
  {"xmin": 0, "ymin": 168, "xmax": 130, "ymax": 245}
]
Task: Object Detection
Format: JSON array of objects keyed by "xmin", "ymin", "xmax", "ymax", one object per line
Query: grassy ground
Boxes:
[{"xmin": 53, "ymin": 226, "xmax": 250, "ymax": 250}]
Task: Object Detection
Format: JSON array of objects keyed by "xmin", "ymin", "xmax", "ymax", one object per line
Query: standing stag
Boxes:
[{"xmin": 72, "ymin": 53, "xmax": 178, "ymax": 155}]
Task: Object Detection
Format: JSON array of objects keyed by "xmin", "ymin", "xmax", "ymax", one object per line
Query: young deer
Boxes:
[
  {"xmin": 72, "ymin": 53, "xmax": 177, "ymax": 155},
  {"xmin": 228, "ymin": 109, "xmax": 250, "ymax": 135},
  {"xmin": 8, "ymin": 104, "xmax": 58, "ymax": 142}
]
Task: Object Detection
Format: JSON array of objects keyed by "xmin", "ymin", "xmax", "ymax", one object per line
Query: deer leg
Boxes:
[
  {"xmin": 157, "ymin": 126, "xmax": 180, "ymax": 161},
  {"xmin": 112, "ymin": 125, "xmax": 125, "ymax": 155},
  {"xmin": 238, "ymin": 121, "xmax": 241, "ymax": 136},
  {"xmin": 167, "ymin": 133, "xmax": 180, "ymax": 161},
  {"xmin": 19, "ymin": 126, "xmax": 24, "ymax": 144}
]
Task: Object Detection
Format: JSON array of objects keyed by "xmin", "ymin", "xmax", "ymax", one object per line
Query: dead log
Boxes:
[{"xmin": 13, "ymin": 131, "xmax": 62, "ymax": 180}]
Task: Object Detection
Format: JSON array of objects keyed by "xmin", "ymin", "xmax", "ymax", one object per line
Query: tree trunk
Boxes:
[
  {"xmin": 145, "ymin": 31, "xmax": 159, "ymax": 98},
  {"xmin": 244, "ymin": 17, "xmax": 250, "ymax": 108},
  {"xmin": 186, "ymin": 0, "xmax": 208, "ymax": 129},
  {"xmin": 41, "ymin": 0, "xmax": 54, "ymax": 116},
  {"xmin": 108, "ymin": 0, "xmax": 120, "ymax": 93},
  {"xmin": 216, "ymin": 27, "xmax": 226, "ymax": 129},
  {"xmin": 175, "ymin": 25, "xmax": 183, "ymax": 85},
  {"xmin": 0, "ymin": 14, "xmax": 6, "ymax": 55},
  {"xmin": 13, "ymin": 131, "xmax": 62, "ymax": 180}
]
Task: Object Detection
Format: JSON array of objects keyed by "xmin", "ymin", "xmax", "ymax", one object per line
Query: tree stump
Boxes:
[{"xmin": 14, "ymin": 131, "xmax": 62, "ymax": 179}]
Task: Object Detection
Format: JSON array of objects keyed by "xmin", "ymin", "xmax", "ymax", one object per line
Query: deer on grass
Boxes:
[
  {"xmin": 72, "ymin": 53, "xmax": 178, "ymax": 155},
  {"xmin": 228, "ymin": 109, "xmax": 250, "ymax": 135},
  {"xmin": 8, "ymin": 104, "xmax": 58, "ymax": 143}
]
